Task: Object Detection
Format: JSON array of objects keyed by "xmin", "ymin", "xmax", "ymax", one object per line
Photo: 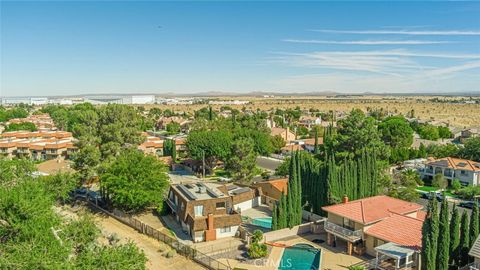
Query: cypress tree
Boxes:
[
  {"xmin": 280, "ymin": 191, "xmax": 287, "ymax": 229},
  {"xmin": 459, "ymin": 211, "xmax": 470, "ymax": 267},
  {"xmin": 287, "ymin": 153, "xmax": 296, "ymax": 228},
  {"xmin": 296, "ymin": 152, "xmax": 303, "ymax": 224},
  {"xmin": 422, "ymin": 198, "xmax": 439, "ymax": 270},
  {"xmin": 272, "ymin": 203, "xmax": 278, "ymax": 230},
  {"xmin": 171, "ymin": 140, "xmax": 177, "ymax": 161},
  {"xmin": 208, "ymin": 106, "xmax": 213, "ymax": 121},
  {"xmin": 470, "ymin": 200, "xmax": 479, "ymax": 248},
  {"xmin": 313, "ymin": 128, "xmax": 320, "ymax": 155},
  {"xmin": 449, "ymin": 204, "xmax": 461, "ymax": 267},
  {"xmin": 437, "ymin": 197, "xmax": 450, "ymax": 270}
]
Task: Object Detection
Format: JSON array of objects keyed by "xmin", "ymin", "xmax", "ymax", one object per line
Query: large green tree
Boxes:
[
  {"xmin": 226, "ymin": 138, "xmax": 257, "ymax": 183},
  {"xmin": 4, "ymin": 122, "xmax": 37, "ymax": 132},
  {"xmin": 378, "ymin": 115, "xmax": 414, "ymax": 148},
  {"xmin": 186, "ymin": 129, "xmax": 233, "ymax": 174},
  {"xmin": 0, "ymin": 159, "xmax": 147, "ymax": 269},
  {"xmin": 100, "ymin": 149, "xmax": 170, "ymax": 212},
  {"xmin": 460, "ymin": 137, "xmax": 480, "ymax": 162},
  {"xmin": 335, "ymin": 109, "xmax": 387, "ymax": 158}
]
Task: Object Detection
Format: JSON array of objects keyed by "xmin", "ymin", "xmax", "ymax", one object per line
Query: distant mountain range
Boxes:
[{"xmin": 2, "ymin": 90, "xmax": 480, "ymax": 98}]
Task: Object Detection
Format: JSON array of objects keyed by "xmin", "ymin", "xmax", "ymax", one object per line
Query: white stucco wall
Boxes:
[
  {"xmin": 215, "ymin": 225, "xmax": 239, "ymax": 239},
  {"xmin": 234, "ymin": 196, "xmax": 260, "ymax": 212}
]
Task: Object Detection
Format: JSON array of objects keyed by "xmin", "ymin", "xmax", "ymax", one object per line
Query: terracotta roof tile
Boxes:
[
  {"xmin": 322, "ymin": 195, "xmax": 423, "ymax": 225},
  {"xmin": 365, "ymin": 213, "xmax": 424, "ymax": 250}
]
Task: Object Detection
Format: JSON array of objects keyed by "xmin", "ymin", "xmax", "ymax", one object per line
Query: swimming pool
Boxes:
[
  {"xmin": 251, "ymin": 217, "xmax": 272, "ymax": 228},
  {"xmin": 278, "ymin": 243, "xmax": 321, "ymax": 270}
]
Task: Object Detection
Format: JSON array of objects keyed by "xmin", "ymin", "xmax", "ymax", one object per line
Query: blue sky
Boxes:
[{"xmin": 1, "ymin": 1, "xmax": 480, "ymax": 96}]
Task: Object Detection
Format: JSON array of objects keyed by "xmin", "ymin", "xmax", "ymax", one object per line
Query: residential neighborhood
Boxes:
[{"xmin": 2, "ymin": 1, "xmax": 480, "ymax": 270}]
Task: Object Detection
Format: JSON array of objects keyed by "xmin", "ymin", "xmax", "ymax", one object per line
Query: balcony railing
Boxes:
[{"xmin": 324, "ymin": 220, "xmax": 362, "ymax": 242}]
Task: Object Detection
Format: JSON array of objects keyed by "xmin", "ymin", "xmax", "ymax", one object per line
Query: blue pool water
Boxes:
[
  {"xmin": 278, "ymin": 243, "xmax": 321, "ymax": 270},
  {"xmin": 251, "ymin": 217, "xmax": 272, "ymax": 228}
]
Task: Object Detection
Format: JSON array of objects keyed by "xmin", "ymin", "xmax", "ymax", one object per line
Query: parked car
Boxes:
[{"xmin": 459, "ymin": 201, "xmax": 480, "ymax": 209}]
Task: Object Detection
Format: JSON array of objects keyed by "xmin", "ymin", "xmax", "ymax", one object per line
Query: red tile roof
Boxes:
[
  {"xmin": 365, "ymin": 213, "xmax": 424, "ymax": 250},
  {"xmin": 267, "ymin": 178, "xmax": 288, "ymax": 193},
  {"xmin": 428, "ymin": 157, "xmax": 480, "ymax": 172},
  {"xmin": 322, "ymin": 195, "xmax": 423, "ymax": 225}
]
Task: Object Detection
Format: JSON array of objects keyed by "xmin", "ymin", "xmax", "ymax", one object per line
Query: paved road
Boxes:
[
  {"xmin": 417, "ymin": 198, "xmax": 472, "ymax": 215},
  {"xmin": 256, "ymin": 156, "xmax": 283, "ymax": 172}
]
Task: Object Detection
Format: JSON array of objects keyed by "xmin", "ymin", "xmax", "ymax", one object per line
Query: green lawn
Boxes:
[
  {"xmin": 416, "ymin": 186, "xmax": 458, "ymax": 198},
  {"xmin": 416, "ymin": 186, "xmax": 439, "ymax": 192}
]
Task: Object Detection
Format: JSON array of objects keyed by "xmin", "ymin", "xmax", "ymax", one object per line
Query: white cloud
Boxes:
[
  {"xmin": 424, "ymin": 61, "xmax": 480, "ymax": 76},
  {"xmin": 269, "ymin": 72, "xmax": 480, "ymax": 93},
  {"xmin": 311, "ymin": 29, "xmax": 480, "ymax": 36},
  {"xmin": 270, "ymin": 50, "xmax": 440, "ymax": 76},
  {"xmin": 283, "ymin": 39, "xmax": 455, "ymax": 45}
]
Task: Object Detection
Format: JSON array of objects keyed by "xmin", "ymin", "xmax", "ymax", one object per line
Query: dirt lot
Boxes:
[
  {"xmin": 96, "ymin": 214, "xmax": 205, "ymax": 270},
  {"xmin": 144, "ymin": 95, "xmax": 480, "ymax": 128}
]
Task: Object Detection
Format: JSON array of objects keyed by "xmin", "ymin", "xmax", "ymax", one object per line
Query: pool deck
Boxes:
[
  {"xmin": 241, "ymin": 206, "xmax": 272, "ymax": 219},
  {"xmin": 216, "ymin": 233, "xmax": 364, "ymax": 270}
]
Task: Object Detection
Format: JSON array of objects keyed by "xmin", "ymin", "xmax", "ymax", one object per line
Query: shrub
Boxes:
[
  {"xmin": 456, "ymin": 186, "xmax": 480, "ymax": 200},
  {"xmin": 166, "ymin": 250, "xmax": 176, "ymax": 258},
  {"xmin": 451, "ymin": 179, "xmax": 462, "ymax": 192},
  {"xmin": 248, "ymin": 229, "xmax": 268, "ymax": 258},
  {"xmin": 432, "ymin": 173, "xmax": 448, "ymax": 189},
  {"xmin": 247, "ymin": 242, "xmax": 268, "ymax": 259},
  {"xmin": 158, "ymin": 244, "xmax": 166, "ymax": 253}
]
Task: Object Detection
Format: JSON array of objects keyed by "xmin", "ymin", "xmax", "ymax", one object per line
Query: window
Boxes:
[
  {"xmin": 220, "ymin": 226, "xmax": 231, "ymax": 233},
  {"xmin": 181, "ymin": 202, "xmax": 185, "ymax": 211},
  {"xmin": 194, "ymin": 205, "xmax": 204, "ymax": 217},
  {"xmin": 216, "ymin": 202, "xmax": 226, "ymax": 209},
  {"xmin": 461, "ymin": 170, "xmax": 467, "ymax": 175},
  {"xmin": 373, "ymin": 238, "xmax": 384, "ymax": 247},
  {"xmin": 343, "ymin": 218, "xmax": 355, "ymax": 230}
]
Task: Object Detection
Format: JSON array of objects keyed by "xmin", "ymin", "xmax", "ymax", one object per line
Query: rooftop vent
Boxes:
[{"xmin": 458, "ymin": 162, "xmax": 467, "ymax": 167}]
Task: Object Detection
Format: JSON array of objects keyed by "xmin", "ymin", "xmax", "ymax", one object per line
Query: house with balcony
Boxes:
[
  {"xmin": 420, "ymin": 157, "xmax": 480, "ymax": 186},
  {"xmin": 299, "ymin": 116, "xmax": 322, "ymax": 128},
  {"xmin": 322, "ymin": 195, "xmax": 425, "ymax": 270},
  {"xmin": 166, "ymin": 182, "xmax": 260, "ymax": 242},
  {"xmin": 0, "ymin": 131, "xmax": 76, "ymax": 160}
]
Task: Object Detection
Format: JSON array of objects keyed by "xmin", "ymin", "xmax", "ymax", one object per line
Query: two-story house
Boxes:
[
  {"xmin": 322, "ymin": 195, "xmax": 425, "ymax": 269},
  {"xmin": 420, "ymin": 157, "xmax": 480, "ymax": 186},
  {"xmin": 299, "ymin": 116, "xmax": 322, "ymax": 128},
  {"xmin": 166, "ymin": 182, "xmax": 260, "ymax": 242}
]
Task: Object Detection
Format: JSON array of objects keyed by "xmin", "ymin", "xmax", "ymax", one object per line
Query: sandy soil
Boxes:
[
  {"xmin": 96, "ymin": 214, "xmax": 205, "ymax": 270},
  {"xmin": 144, "ymin": 96, "xmax": 480, "ymax": 128}
]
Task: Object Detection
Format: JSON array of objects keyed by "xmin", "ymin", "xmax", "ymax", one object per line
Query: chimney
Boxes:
[
  {"xmin": 207, "ymin": 213, "xmax": 214, "ymax": 230},
  {"xmin": 342, "ymin": 195, "xmax": 349, "ymax": 204}
]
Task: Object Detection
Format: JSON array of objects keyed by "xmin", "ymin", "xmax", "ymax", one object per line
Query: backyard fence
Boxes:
[{"xmin": 88, "ymin": 202, "xmax": 232, "ymax": 270}]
